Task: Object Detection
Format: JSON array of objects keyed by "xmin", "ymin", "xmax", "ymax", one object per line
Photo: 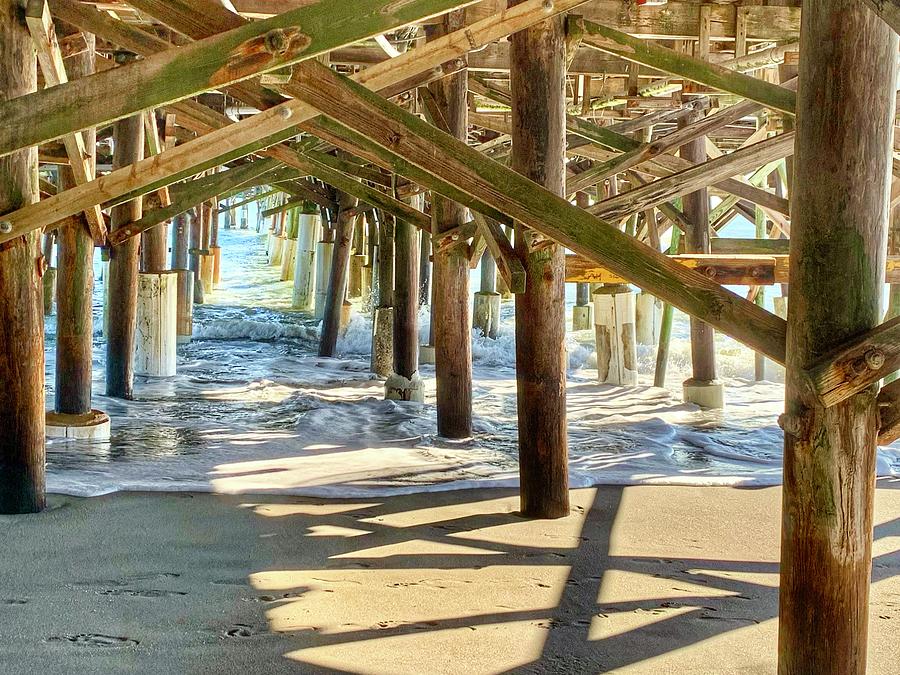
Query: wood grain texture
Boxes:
[
  {"xmin": 0, "ymin": 0, "xmax": 44, "ymax": 514},
  {"xmin": 509, "ymin": 4, "xmax": 569, "ymax": 519},
  {"xmin": 778, "ymin": 0, "xmax": 898, "ymax": 671}
]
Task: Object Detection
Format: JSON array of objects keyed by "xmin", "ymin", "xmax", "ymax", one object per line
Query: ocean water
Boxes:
[{"xmin": 42, "ymin": 205, "xmax": 900, "ymax": 498}]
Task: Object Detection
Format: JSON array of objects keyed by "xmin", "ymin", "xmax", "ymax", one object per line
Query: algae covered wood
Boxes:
[
  {"xmin": 0, "ymin": 0, "xmax": 45, "ymax": 514},
  {"xmin": 588, "ymin": 132, "xmax": 795, "ymax": 223},
  {"xmin": 105, "ymin": 113, "xmax": 145, "ymax": 400},
  {"xmin": 0, "ymin": 0, "xmax": 581, "ymax": 247},
  {"xmin": 578, "ymin": 18, "xmax": 797, "ymax": 115},
  {"xmin": 509, "ymin": 5, "xmax": 570, "ymax": 519},
  {"xmin": 800, "ymin": 313, "xmax": 900, "ymax": 408},
  {"xmin": 778, "ymin": 0, "xmax": 898, "ymax": 671},
  {"xmin": 25, "ymin": 0, "xmax": 105, "ymax": 242},
  {"xmin": 0, "ymin": 0, "xmax": 481, "ymax": 156},
  {"xmin": 428, "ymin": 11, "xmax": 472, "ymax": 440},
  {"xmin": 290, "ymin": 60, "xmax": 787, "ymax": 364}
]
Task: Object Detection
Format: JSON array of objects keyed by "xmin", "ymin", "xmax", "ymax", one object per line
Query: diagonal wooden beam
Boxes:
[
  {"xmin": 588, "ymin": 133, "xmax": 795, "ymax": 223},
  {"xmin": 876, "ymin": 377, "xmax": 900, "ymax": 445},
  {"xmin": 799, "ymin": 314, "xmax": 900, "ymax": 408},
  {"xmin": 861, "ymin": 0, "xmax": 900, "ymax": 36},
  {"xmin": 108, "ymin": 157, "xmax": 281, "ymax": 245},
  {"xmin": 0, "ymin": 0, "xmax": 480, "ymax": 157},
  {"xmin": 25, "ymin": 0, "xmax": 106, "ymax": 243},
  {"xmin": 470, "ymin": 211, "xmax": 525, "ymax": 293},
  {"xmin": 0, "ymin": 0, "xmax": 585, "ymax": 247},
  {"xmin": 579, "ymin": 18, "xmax": 797, "ymax": 114},
  {"xmin": 290, "ymin": 59, "xmax": 787, "ymax": 363}
]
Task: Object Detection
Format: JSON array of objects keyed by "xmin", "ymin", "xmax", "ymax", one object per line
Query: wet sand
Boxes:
[{"xmin": 0, "ymin": 484, "xmax": 897, "ymax": 674}]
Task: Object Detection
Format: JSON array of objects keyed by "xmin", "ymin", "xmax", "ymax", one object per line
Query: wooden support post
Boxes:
[
  {"xmin": 54, "ymin": 28, "xmax": 96, "ymax": 417},
  {"xmin": 319, "ymin": 191, "xmax": 357, "ymax": 357},
  {"xmin": 778, "ymin": 1, "xmax": 898, "ymax": 671},
  {"xmin": 171, "ymin": 212, "xmax": 189, "ymax": 270},
  {"xmin": 510, "ymin": 4, "xmax": 569, "ymax": 518},
  {"xmin": 388, "ymin": 200, "xmax": 422, "ymax": 401},
  {"xmin": 429, "ymin": 11, "xmax": 471, "ymax": 439},
  {"xmin": 371, "ymin": 210, "xmax": 396, "ymax": 376},
  {"xmin": 188, "ymin": 206, "xmax": 204, "ymax": 303},
  {"xmin": 679, "ymin": 108, "xmax": 723, "ymax": 408},
  {"xmin": 106, "ymin": 109, "xmax": 144, "ymax": 399},
  {"xmin": 572, "ymin": 191, "xmax": 592, "ymax": 331},
  {"xmin": 753, "ymin": 205, "xmax": 767, "ymax": 382},
  {"xmin": 0, "ymin": 0, "xmax": 44, "ymax": 513}
]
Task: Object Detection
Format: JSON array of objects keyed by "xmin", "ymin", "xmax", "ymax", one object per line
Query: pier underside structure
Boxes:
[{"xmin": 1, "ymin": 0, "xmax": 898, "ymax": 670}]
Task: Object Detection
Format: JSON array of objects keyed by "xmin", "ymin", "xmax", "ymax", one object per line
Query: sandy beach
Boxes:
[{"xmin": 1, "ymin": 485, "xmax": 897, "ymax": 674}]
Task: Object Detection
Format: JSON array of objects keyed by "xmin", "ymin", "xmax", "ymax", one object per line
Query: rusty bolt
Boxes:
[
  {"xmin": 264, "ymin": 29, "xmax": 289, "ymax": 56},
  {"xmin": 864, "ymin": 349, "xmax": 886, "ymax": 371},
  {"xmin": 0, "ymin": 220, "xmax": 12, "ymax": 234}
]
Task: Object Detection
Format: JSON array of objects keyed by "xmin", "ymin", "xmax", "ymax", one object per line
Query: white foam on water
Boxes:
[{"xmin": 41, "ymin": 211, "xmax": 900, "ymax": 498}]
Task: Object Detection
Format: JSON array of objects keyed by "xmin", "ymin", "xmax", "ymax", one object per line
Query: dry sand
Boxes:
[{"xmin": 0, "ymin": 484, "xmax": 897, "ymax": 674}]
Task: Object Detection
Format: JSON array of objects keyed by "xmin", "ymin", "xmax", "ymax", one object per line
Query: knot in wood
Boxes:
[
  {"xmin": 0, "ymin": 220, "xmax": 12, "ymax": 234},
  {"xmin": 751, "ymin": 266, "xmax": 765, "ymax": 278},
  {"xmin": 264, "ymin": 29, "xmax": 290, "ymax": 56},
  {"xmin": 864, "ymin": 349, "xmax": 885, "ymax": 371},
  {"xmin": 778, "ymin": 412, "xmax": 808, "ymax": 439}
]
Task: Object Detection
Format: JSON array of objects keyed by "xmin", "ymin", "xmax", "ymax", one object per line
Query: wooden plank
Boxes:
[
  {"xmin": 470, "ymin": 212, "xmax": 525, "ymax": 293},
  {"xmin": 0, "ymin": 0, "xmax": 585, "ymax": 246},
  {"xmin": 876, "ymin": 378, "xmax": 900, "ymax": 445},
  {"xmin": 25, "ymin": 0, "xmax": 106, "ymax": 243},
  {"xmin": 566, "ymin": 254, "xmax": 779, "ymax": 286},
  {"xmin": 290, "ymin": 59, "xmax": 788, "ymax": 363},
  {"xmin": 800, "ymin": 314, "xmax": 900, "ymax": 408},
  {"xmin": 860, "ymin": 0, "xmax": 900, "ymax": 35},
  {"xmin": 579, "ymin": 18, "xmax": 797, "ymax": 114},
  {"xmin": 0, "ymin": 0, "xmax": 481, "ymax": 157},
  {"xmin": 588, "ymin": 132, "xmax": 795, "ymax": 223}
]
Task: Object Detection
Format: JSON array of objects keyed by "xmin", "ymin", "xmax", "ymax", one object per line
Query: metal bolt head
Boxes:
[
  {"xmin": 279, "ymin": 107, "xmax": 293, "ymax": 120},
  {"xmin": 542, "ymin": 0, "xmax": 554, "ymax": 11},
  {"xmin": 864, "ymin": 348, "xmax": 886, "ymax": 371},
  {"xmin": 0, "ymin": 220, "xmax": 12, "ymax": 234}
]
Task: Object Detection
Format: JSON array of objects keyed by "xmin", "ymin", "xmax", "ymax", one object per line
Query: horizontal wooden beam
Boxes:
[
  {"xmin": 0, "ymin": 0, "xmax": 479, "ymax": 157},
  {"xmin": 566, "ymin": 253, "xmax": 784, "ymax": 286},
  {"xmin": 579, "ymin": 18, "xmax": 797, "ymax": 115},
  {"xmin": 290, "ymin": 59, "xmax": 788, "ymax": 363},
  {"xmin": 0, "ymin": 0, "xmax": 580, "ymax": 246},
  {"xmin": 710, "ymin": 238, "xmax": 790, "ymax": 255}
]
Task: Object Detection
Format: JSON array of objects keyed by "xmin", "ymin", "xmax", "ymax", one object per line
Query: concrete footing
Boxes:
[
  {"xmin": 774, "ymin": 296, "xmax": 788, "ymax": 319},
  {"xmin": 371, "ymin": 307, "xmax": 394, "ymax": 376},
  {"xmin": 635, "ymin": 292, "xmax": 661, "ymax": 345},
  {"xmin": 384, "ymin": 371, "xmax": 425, "ymax": 403},
  {"xmin": 419, "ymin": 344, "xmax": 435, "ymax": 365},
  {"xmin": 683, "ymin": 378, "xmax": 726, "ymax": 409},
  {"xmin": 280, "ymin": 238, "xmax": 297, "ymax": 282},
  {"xmin": 572, "ymin": 304, "xmax": 592, "ymax": 332},
  {"xmin": 46, "ymin": 409, "xmax": 111, "ymax": 440},
  {"xmin": 199, "ymin": 254, "xmax": 215, "ymax": 296},
  {"xmin": 175, "ymin": 269, "xmax": 194, "ymax": 344},
  {"xmin": 292, "ymin": 214, "xmax": 319, "ymax": 311},
  {"xmin": 348, "ymin": 254, "xmax": 365, "ymax": 299},
  {"xmin": 270, "ymin": 234, "xmax": 286, "ymax": 267},
  {"xmin": 340, "ymin": 299, "xmax": 352, "ymax": 334},
  {"xmin": 594, "ymin": 286, "xmax": 638, "ymax": 386},
  {"xmin": 473, "ymin": 291, "xmax": 501, "ymax": 339},
  {"xmin": 135, "ymin": 271, "xmax": 178, "ymax": 377},
  {"xmin": 314, "ymin": 241, "xmax": 334, "ymax": 320},
  {"xmin": 210, "ymin": 245, "xmax": 222, "ymax": 289}
]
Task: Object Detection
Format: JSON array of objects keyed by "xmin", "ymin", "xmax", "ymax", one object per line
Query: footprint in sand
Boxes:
[{"xmin": 46, "ymin": 634, "xmax": 139, "ymax": 648}]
